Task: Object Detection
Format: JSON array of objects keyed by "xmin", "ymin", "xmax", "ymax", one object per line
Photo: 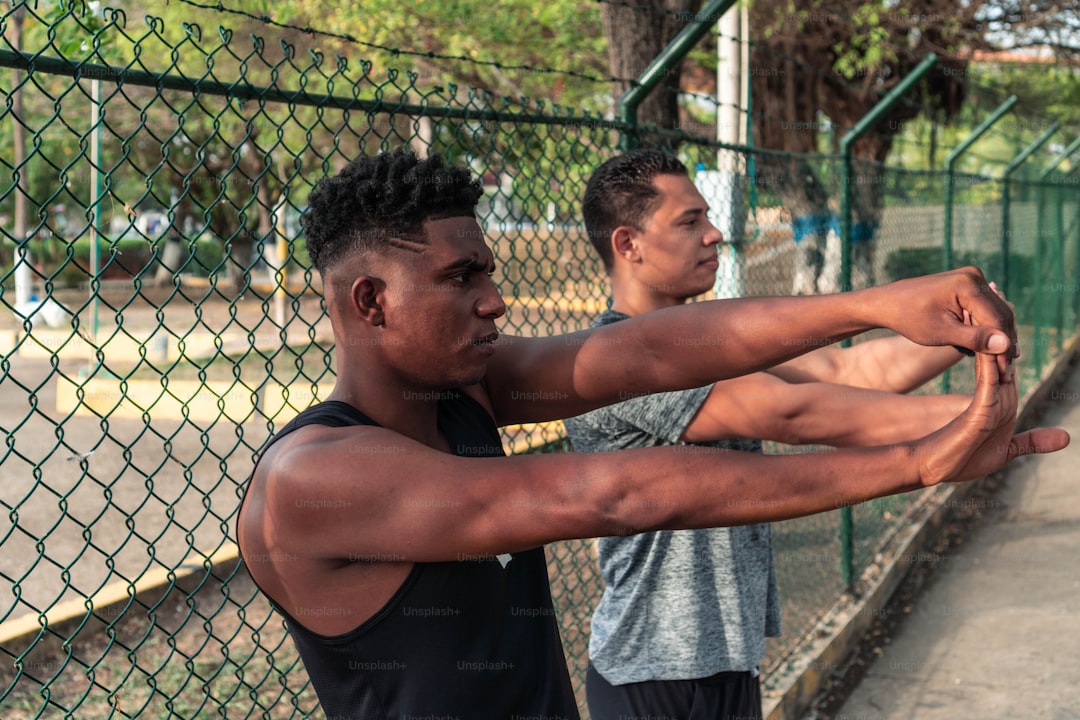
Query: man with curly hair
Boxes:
[
  {"xmin": 567, "ymin": 148, "xmax": 987, "ymax": 719},
  {"xmin": 236, "ymin": 147, "xmax": 1065, "ymax": 720}
]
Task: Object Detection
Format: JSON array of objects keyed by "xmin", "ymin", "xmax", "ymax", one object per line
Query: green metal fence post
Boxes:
[
  {"xmin": 940, "ymin": 95, "xmax": 1017, "ymax": 392},
  {"xmin": 835, "ymin": 54, "xmax": 936, "ymax": 592},
  {"xmin": 1068, "ymin": 163, "xmax": 1080, "ymax": 330},
  {"xmin": 1000, "ymin": 122, "xmax": 1060, "ymax": 299},
  {"xmin": 1039, "ymin": 138, "xmax": 1080, "ymax": 358},
  {"xmin": 840, "ymin": 55, "xmax": 937, "ymax": 296},
  {"xmin": 944, "ymin": 96, "xmax": 1017, "ymax": 269},
  {"xmin": 616, "ymin": 0, "xmax": 737, "ymax": 151}
]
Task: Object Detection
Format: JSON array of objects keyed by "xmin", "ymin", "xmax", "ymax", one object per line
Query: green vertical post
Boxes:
[
  {"xmin": 1039, "ymin": 138, "xmax": 1080, "ymax": 356},
  {"xmin": 617, "ymin": 0, "xmax": 738, "ymax": 150},
  {"xmin": 944, "ymin": 96, "xmax": 1017, "ymax": 270},
  {"xmin": 1055, "ymin": 181, "xmax": 1065, "ymax": 353},
  {"xmin": 1068, "ymin": 163, "xmax": 1080, "ymax": 331},
  {"xmin": 1033, "ymin": 176, "xmax": 1049, "ymax": 375},
  {"xmin": 839, "ymin": 505, "xmax": 854, "ymax": 592},
  {"xmin": 940, "ymin": 95, "xmax": 1016, "ymax": 392},
  {"xmin": 836, "ymin": 54, "xmax": 936, "ymax": 592},
  {"xmin": 840, "ymin": 54, "xmax": 937, "ymax": 295},
  {"xmin": 1000, "ymin": 122, "xmax": 1059, "ymax": 299}
]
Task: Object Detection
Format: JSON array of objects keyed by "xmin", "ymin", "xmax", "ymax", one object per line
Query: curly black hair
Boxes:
[
  {"xmin": 301, "ymin": 148, "xmax": 484, "ymax": 273},
  {"xmin": 582, "ymin": 149, "xmax": 688, "ymax": 271}
]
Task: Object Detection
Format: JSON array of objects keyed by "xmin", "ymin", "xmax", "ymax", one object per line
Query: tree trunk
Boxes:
[
  {"xmin": 602, "ymin": 0, "xmax": 699, "ymax": 145},
  {"xmin": 749, "ymin": 40, "xmax": 833, "ymax": 293}
]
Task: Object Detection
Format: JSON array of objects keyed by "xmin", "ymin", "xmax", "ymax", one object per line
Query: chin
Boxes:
[
  {"xmin": 679, "ymin": 284, "xmax": 712, "ymax": 302},
  {"xmin": 441, "ymin": 364, "xmax": 489, "ymax": 390}
]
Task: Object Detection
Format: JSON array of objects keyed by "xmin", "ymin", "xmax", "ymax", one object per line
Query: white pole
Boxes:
[
  {"xmin": 272, "ymin": 191, "xmax": 288, "ymax": 329},
  {"xmin": 90, "ymin": 77, "xmax": 101, "ymax": 347},
  {"xmin": 739, "ymin": 0, "xmax": 750, "ymax": 147},
  {"xmin": 14, "ymin": 245, "xmax": 32, "ymax": 307},
  {"xmin": 713, "ymin": 0, "xmax": 746, "ymax": 299}
]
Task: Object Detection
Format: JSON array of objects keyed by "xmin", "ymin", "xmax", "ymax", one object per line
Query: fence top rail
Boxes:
[
  {"xmin": 0, "ymin": 47, "xmax": 619, "ymax": 128},
  {"xmin": 1, "ymin": 52, "xmax": 1066, "ymax": 185}
]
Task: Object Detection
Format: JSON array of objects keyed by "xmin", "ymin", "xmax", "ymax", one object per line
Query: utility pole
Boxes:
[
  {"xmin": 10, "ymin": 2, "xmax": 32, "ymax": 311},
  {"xmin": 705, "ymin": 0, "xmax": 747, "ymax": 298}
]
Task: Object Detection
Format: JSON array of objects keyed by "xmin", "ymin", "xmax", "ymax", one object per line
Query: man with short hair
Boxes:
[
  {"xmin": 236, "ymin": 147, "xmax": 1066, "ymax": 720},
  {"xmin": 566, "ymin": 148, "xmax": 1001, "ymax": 719}
]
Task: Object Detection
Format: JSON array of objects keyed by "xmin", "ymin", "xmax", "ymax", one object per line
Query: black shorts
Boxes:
[{"xmin": 586, "ymin": 662, "xmax": 763, "ymax": 720}]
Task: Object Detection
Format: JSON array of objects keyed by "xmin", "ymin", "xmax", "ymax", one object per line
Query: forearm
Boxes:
[
  {"xmin": 304, "ymin": 439, "xmax": 923, "ymax": 563},
  {"xmin": 594, "ymin": 443, "xmax": 923, "ymax": 535},
  {"xmin": 837, "ymin": 338, "xmax": 965, "ymax": 393},
  {"xmin": 489, "ymin": 268, "xmax": 1013, "ymax": 425},
  {"xmin": 779, "ymin": 387, "xmax": 970, "ymax": 447},
  {"xmin": 579, "ymin": 291, "xmax": 879, "ymax": 402},
  {"xmin": 770, "ymin": 337, "xmax": 964, "ymax": 392}
]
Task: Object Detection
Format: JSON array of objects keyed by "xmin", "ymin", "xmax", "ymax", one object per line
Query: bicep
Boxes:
[
  {"xmin": 266, "ymin": 428, "xmax": 613, "ymax": 564},
  {"xmin": 484, "ymin": 327, "xmax": 706, "ymax": 426},
  {"xmin": 484, "ymin": 333, "xmax": 597, "ymax": 425}
]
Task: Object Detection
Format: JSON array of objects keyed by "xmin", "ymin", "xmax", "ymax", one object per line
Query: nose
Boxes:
[
  {"xmin": 477, "ymin": 275, "xmax": 507, "ymax": 319},
  {"xmin": 704, "ymin": 218, "xmax": 723, "ymax": 247}
]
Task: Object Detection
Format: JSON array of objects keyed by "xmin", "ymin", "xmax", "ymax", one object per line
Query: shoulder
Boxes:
[{"xmin": 250, "ymin": 422, "xmax": 412, "ymax": 502}]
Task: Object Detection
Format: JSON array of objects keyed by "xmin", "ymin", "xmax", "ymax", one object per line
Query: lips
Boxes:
[{"xmin": 472, "ymin": 332, "xmax": 499, "ymax": 350}]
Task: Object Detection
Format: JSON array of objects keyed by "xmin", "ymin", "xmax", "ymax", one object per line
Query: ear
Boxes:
[
  {"xmin": 611, "ymin": 226, "xmax": 641, "ymax": 264},
  {"xmin": 350, "ymin": 275, "xmax": 385, "ymax": 326}
]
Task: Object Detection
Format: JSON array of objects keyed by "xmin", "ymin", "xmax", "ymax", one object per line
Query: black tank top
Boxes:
[{"xmin": 240, "ymin": 395, "xmax": 580, "ymax": 719}]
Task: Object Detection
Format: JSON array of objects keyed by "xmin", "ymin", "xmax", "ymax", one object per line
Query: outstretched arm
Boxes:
[
  {"xmin": 681, "ymin": 371, "xmax": 969, "ymax": 446},
  {"xmin": 249, "ymin": 352, "xmax": 1066, "ymax": 571},
  {"xmin": 486, "ymin": 266, "xmax": 1015, "ymax": 426},
  {"xmin": 769, "ymin": 282, "xmax": 1013, "ymax": 393},
  {"xmin": 766, "ymin": 337, "xmax": 965, "ymax": 393}
]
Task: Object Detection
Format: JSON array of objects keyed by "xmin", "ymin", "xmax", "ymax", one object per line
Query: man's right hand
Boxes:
[
  {"xmin": 864, "ymin": 266, "xmax": 1017, "ymax": 359},
  {"xmin": 915, "ymin": 349, "xmax": 1069, "ymax": 486}
]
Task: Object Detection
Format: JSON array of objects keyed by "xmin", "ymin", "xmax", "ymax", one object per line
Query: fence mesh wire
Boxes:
[{"xmin": 2, "ymin": 3, "xmax": 1078, "ymax": 718}]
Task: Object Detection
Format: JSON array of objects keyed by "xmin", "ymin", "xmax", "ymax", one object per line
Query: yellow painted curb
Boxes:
[
  {"xmin": 0, "ymin": 542, "xmax": 239, "ymax": 647},
  {"xmin": 260, "ymin": 382, "xmax": 336, "ymax": 422},
  {"xmin": 0, "ymin": 325, "xmax": 334, "ymax": 364},
  {"xmin": 58, "ymin": 376, "xmax": 267, "ymax": 423},
  {"xmin": 508, "ymin": 295, "xmax": 609, "ymax": 314},
  {"xmin": 2, "ymin": 328, "xmax": 226, "ymax": 363},
  {"xmin": 57, "ymin": 376, "xmax": 566, "ymax": 455},
  {"xmin": 503, "ymin": 420, "xmax": 567, "ymax": 455}
]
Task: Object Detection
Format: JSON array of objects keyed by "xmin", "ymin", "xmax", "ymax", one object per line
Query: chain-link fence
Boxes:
[{"xmin": 2, "ymin": 3, "xmax": 1078, "ymax": 718}]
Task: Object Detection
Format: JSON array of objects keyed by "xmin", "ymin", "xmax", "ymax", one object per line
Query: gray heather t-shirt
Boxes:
[{"xmin": 564, "ymin": 309, "xmax": 781, "ymax": 686}]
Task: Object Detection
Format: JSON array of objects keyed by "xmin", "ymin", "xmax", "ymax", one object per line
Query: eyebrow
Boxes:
[
  {"xmin": 676, "ymin": 206, "xmax": 709, "ymax": 221},
  {"xmin": 440, "ymin": 256, "xmax": 496, "ymax": 274}
]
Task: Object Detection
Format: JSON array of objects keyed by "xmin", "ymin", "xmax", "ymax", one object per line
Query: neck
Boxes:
[
  {"xmin": 608, "ymin": 274, "xmax": 688, "ymax": 318},
  {"xmin": 329, "ymin": 352, "xmax": 446, "ymax": 451}
]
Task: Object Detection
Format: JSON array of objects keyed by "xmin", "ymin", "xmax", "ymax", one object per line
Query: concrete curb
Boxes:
[
  {"xmin": 53, "ymin": 375, "xmax": 566, "ymax": 454},
  {"xmin": 0, "ymin": 543, "xmax": 241, "ymax": 650},
  {"xmin": 763, "ymin": 332, "xmax": 1080, "ymax": 719}
]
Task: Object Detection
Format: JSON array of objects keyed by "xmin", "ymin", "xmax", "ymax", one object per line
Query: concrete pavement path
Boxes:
[{"xmin": 828, "ymin": 361, "xmax": 1080, "ymax": 720}]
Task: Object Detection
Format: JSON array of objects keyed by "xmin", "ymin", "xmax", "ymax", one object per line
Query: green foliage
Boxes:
[
  {"xmin": 253, "ymin": 0, "xmax": 610, "ymax": 110},
  {"xmin": 45, "ymin": 0, "xmax": 109, "ymax": 57},
  {"xmin": 964, "ymin": 63, "xmax": 1080, "ymax": 170},
  {"xmin": 0, "ymin": 236, "xmax": 227, "ymax": 289}
]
